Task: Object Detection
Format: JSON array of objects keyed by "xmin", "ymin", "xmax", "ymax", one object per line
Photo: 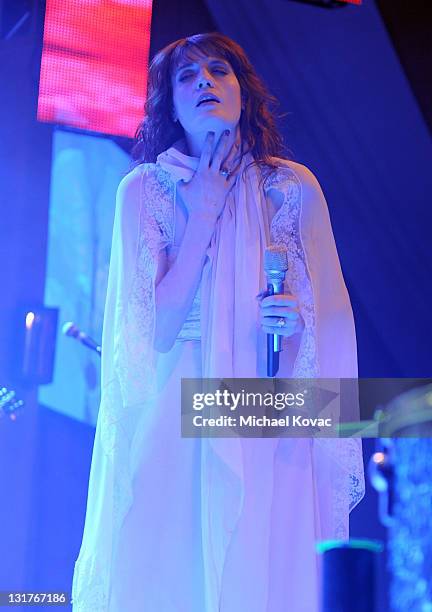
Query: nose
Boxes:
[{"xmin": 197, "ymin": 69, "xmax": 214, "ymax": 89}]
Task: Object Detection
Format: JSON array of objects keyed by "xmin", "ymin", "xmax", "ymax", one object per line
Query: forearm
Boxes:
[{"xmin": 154, "ymin": 215, "xmax": 214, "ymax": 352}]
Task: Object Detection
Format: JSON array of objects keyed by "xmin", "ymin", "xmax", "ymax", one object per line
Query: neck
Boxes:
[{"xmin": 184, "ymin": 125, "xmax": 241, "ymax": 159}]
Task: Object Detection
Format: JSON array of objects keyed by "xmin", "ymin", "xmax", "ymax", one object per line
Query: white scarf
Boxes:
[{"xmin": 157, "ymin": 146, "xmax": 271, "ymax": 379}]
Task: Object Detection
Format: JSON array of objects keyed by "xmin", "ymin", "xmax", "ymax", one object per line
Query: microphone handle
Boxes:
[
  {"xmin": 266, "ymin": 281, "xmax": 284, "ymax": 377},
  {"xmin": 79, "ymin": 332, "xmax": 102, "ymax": 355},
  {"xmin": 267, "ymin": 333, "xmax": 279, "ymax": 377}
]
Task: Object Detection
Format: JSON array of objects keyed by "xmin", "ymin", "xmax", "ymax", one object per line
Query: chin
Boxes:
[{"xmin": 196, "ymin": 117, "xmax": 232, "ymax": 133}]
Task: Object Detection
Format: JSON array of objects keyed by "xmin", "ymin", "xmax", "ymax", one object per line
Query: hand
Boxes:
[
  {"xmin": 178, "ymin": 130, "xmax": 238, "ymax": 227},
  {"xmin": 258, "ymin": 293, "xmax": 304, "ymax": 337}
]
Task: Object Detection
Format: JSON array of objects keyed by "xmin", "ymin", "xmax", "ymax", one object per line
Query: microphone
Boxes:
[
  {"xmin": 62, "ymin": 322, "xmax": 101, "ymax": 356},
  {"xmin": 264, "ymin": 245, "xmax": 288, "ymax": 377}
]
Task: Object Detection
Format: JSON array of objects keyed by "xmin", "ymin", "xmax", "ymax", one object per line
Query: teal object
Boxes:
[{"xmin": 317, "ymin": 538, "xmax": 383, "ymax": 612}]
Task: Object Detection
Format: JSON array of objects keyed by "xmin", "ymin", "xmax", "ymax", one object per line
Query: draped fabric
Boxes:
[{"xmin": 71, "ymin": 146, "xmax": 364, "ymax": 611}]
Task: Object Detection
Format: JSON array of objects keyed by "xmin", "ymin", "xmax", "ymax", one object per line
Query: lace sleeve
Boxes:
[
  {"xmin": 265, "ymin": 161, "xmax": 358, "ymax": 378},
  {"xmin": 113, "ymin": 164, "xmax": 174, "ymax": 406},
  {"xmin": 265, "ymin": 166, "xmax": 318, "ymax": 377},
  {"xmin": 265, "ymin": 161, "xmax": 365, "ymax": 537},
  {"xmin": 71, "ymin": 164, "xmax": 175, "ymax": 611}
]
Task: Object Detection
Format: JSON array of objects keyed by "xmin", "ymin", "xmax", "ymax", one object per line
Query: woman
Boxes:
[{"xmin": 72, "ymin": 32, "xmax": 364, "ymax": 612}]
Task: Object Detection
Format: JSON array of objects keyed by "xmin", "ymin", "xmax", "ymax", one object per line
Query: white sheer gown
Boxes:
[{"xmin": 71, "ymin": 152, "xmax": 365, "ymax": 612}]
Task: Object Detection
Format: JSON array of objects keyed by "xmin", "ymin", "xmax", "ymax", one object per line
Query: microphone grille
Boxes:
[{"xmin": 264, "ymin": 245, "xmax": 288, "ymax": 272}]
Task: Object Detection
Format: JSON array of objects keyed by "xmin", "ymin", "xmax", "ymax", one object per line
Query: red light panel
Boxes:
[{"xmin": 37, "ymin": 0, "xmax": 153, "ymax": 138}]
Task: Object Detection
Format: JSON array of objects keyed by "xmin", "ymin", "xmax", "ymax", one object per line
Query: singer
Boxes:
[{"xmin": 72, "ymin": 33, "xmax": 364, "ymax": 611}]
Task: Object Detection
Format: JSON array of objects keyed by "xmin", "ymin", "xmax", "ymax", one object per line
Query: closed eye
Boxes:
[
  {"xmin": 178, "ymin": 72, "xmax": 194, "ymax": 82},
  {"xmin": 178, "ymin": 67, "xmax": 228, "ymax": 82}
]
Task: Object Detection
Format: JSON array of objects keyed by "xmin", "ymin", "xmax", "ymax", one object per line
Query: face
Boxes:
[{"xmin": 171, "ymin": 52, "xmax": 242, "ymax": 136}]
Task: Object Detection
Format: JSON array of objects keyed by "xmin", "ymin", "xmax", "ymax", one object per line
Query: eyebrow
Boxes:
[{"xmin": 175, "ymin": 58, "xmax": 230, "ymax": 74}]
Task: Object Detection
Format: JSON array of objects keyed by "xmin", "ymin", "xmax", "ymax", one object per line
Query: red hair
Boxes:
[{"xmin": 132, "ymin": 32, "xmax": 290, "ymax": 170}]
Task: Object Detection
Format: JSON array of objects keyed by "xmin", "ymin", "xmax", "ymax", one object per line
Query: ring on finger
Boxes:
[{"xmin": 276, "ymin": 317, "xmax": 286, "ymax": 328}]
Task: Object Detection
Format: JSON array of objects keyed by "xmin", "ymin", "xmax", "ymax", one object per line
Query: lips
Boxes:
[{"xmin": 196, "ymin": 94, "xmax": 220, "ymax": 107}]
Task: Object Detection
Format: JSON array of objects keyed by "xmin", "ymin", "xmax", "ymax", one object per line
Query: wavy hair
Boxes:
[{"xmin": 132, "ymin": 32, "xmax": 290, "ymax": 169}]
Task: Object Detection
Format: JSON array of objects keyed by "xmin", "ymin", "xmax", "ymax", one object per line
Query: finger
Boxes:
[
  {"xmin": 261, "ymin": 325, "xmax": 293, "ymax": 337},
  {"xmin": 262, "ymin": 317, "xmax": 297, "ymax": 329},
  {"xmin": 261, "ymin": 294, "xmax": 298, "ymax": 308},
  {"xmin": 211, "ymin": 129, "xmax": 230, "ymax": 170},
  {"xmin": 198, "ymin": 132, "xmax": 215, "ymax": 171},
  {"xmin": 262, "ymin": 318, "xmax": 303, "ymax": 333},
  {"xmin": 260, "ymin": 314, "xmax": 299, "ymax": 327},
  {"xmin": 256, "ymin": 290, "xmax": 269, "ymax": 300},
  {"xmin": 259, "ymin": 306, "xmax": 299, "ymax": 318},
  {"xmin": 260, "ymin": 314, "xmax": 298, "ymax": 326}
]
